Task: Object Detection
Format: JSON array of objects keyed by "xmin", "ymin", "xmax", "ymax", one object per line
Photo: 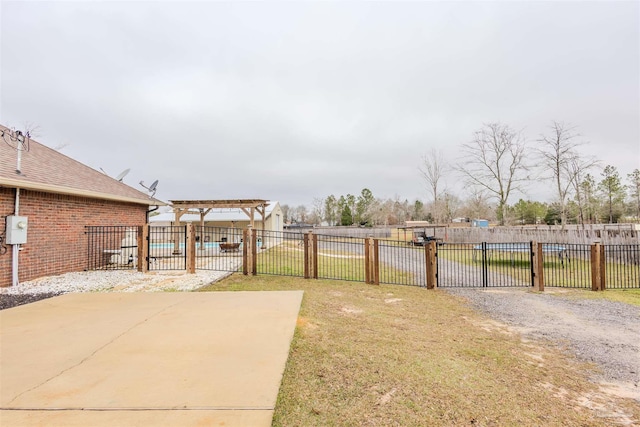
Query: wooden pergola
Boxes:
[
  {"xmin": 169, "ymin": 199, "xmax": 270, "ymax": 253},
  {"xmin": 169, "ymin": 199, "xmax": 270, "ymax": 229}
]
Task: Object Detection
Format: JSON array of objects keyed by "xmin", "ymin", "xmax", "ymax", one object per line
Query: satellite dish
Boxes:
[
  {"xmin": 139, "ymin": 179, "xmax": 159, "ymax": 197},
  {"xmin": 99, "ymin": 168, "xmax": 109, "ymax": 175},
  {"xmin": 115, "ymin": 168, "xmax": 130, "ymax": 182}
]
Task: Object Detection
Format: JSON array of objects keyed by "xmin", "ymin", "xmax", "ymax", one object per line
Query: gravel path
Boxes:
[
  {"xmin": 444, "ymin": 287, "xmax": 640, "ymax": 401},
  {"xmin": 0, "ymin": 269, "xmax": 232, "ymax": 310}
]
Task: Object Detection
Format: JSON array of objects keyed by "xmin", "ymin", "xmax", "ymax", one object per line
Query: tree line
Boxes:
[{"xmin": 282, "ymin": 121, "xmax": 639, "ymax": 227}]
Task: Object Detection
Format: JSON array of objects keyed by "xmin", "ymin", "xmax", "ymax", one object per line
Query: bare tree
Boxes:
[
  {"xmin": 568, "ymin": 156, "xmax": 599, "ymax": 226},
  {"xmin": 419, "ymin": 148, "xmax": 447, "ymax": 222},
  {"xmin": 281, "ymin": 204, "xmax": 291, "ymax": 224},
  {"xmin": 536, "ymin": 122, "xmax": 582, "ymax": 228},
  {"xmin": 460, "ymin": 189, "xmax": 494, "ymax": 221},
  {"xmin": 441, "ymin": 191, "xmax": 461, "ymax": 223},
  {"xmin": 628, "ymin": 169, "xmax": 640, "ymax": 222},
  {"xmin": 294, "ymin": 205, "xmax": 308, "ymax": 224},
  {"xmin": 310, "ymin": 197, "xmax": 325, "ymax": 225},
  {"xmin": 457, "ymin": 123, "xmax": 528, "ymax": 225}
]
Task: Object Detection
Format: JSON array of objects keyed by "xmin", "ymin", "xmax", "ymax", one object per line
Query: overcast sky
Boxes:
[{"xmin": 1, "ymin": 1, "xmax": 638, "ymax": 207}]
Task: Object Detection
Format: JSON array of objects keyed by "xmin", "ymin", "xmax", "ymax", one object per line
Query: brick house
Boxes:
[{"xmin": 0, "ymin": 125, "xmax": 163, "ymax": 287}]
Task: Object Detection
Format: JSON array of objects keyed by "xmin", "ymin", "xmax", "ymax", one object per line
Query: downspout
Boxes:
[
  {"xmin": 146, "ymin": 205, "xmax": 159, "ymax": 223},
  {"xmin": 12, "ymin": 188, "xmax": 20, "ymax": 286}
]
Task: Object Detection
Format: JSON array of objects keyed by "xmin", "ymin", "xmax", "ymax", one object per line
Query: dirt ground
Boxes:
[{"xmin": 446, "ymin": 287, "xmax": 640, "ymax": 425}]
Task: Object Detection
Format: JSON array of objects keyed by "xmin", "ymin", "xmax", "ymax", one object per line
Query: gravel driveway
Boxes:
[{"xmin": 444, "ymin": 287, "xmax": 640, "ymax": 401}]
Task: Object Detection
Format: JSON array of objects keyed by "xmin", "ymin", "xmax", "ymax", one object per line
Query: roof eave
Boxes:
[{"xmin": 0, "ymin": 177, "xmax": 166, "ymax": 206}]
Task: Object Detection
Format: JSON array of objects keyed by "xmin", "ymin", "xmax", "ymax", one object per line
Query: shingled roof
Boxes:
[{"xmin": 0, "ymin": 125, "xmax": 163, "ymax": 206}]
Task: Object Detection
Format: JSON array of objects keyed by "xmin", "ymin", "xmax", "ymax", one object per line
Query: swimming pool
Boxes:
[
  {"xmin": 149, "ymin": 242, "xmax": 262, "ymax": 250},
  {"xmin": 150, "ymin": 242, "xmax": 225, "ymax": 249},
  {"xmin": 472, "ymin": 243, "xmax": 566, "ymax": 253}
]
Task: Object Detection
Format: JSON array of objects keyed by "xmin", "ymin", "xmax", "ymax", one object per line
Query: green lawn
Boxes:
[
  {"xmin": 548, "ymin": 288, "xmax": 640, "ymax": 307},
  {"xmin": 199, "ymin": 274, "xmax": 640, "ymax": 426},
  {"xmin": 257, "ymin": 242, "xmax": 415, "ymax": 284},
  {"xmin": 438, "ymin": 246, "xmax": 639, "ymax": 289}
]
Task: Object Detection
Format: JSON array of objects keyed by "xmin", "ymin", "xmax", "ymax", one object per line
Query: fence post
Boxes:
[
  {"xmin": 364, "ymin": 237, "xmax": 371, "ymax": 284},
  {"xmin": 481, "ymin": 242, "xmax": 488, "ymax": 288},
  {"xmin": 303, "ymin": 232, "xmax": 310, "ymax": 279},
  {"xmin": 251, "ymin": 228, "xmax": 258, "ymax": 276},
  {"xmin": 186, "ymin": 223, "xmax": 196, "ymax": 274},
  {"xmin": 364, "ymin": 238, "xmax": 379, "ymax": 285},
  {"xmin": 425, "ymin": 240, "xmax": 437, "ymax": 289},
  {"xmin": 312, "ymin": 232, "xmax": 318, "ymax": 279},
  {"xmin": 137, "ymin": 225, "xmax": 149, "ymax": 273},
  {"xmin": 242, "ymin": 228, "xmax": 250, "ymax": 275},
  {"xmin": 600, "ymin": 244, "xmax": 606, "ymax": 291},
  {"xmin": 532, "ymin": 241, "xmax": 544, "ymax": 292},
  {"xmin": 172, "ymin": 226, "xmax": 182, "ymax": 255},
  {"xmin": 303, "ymin": 230, "xmax": 317, "ymax": 279},
  {"xmin": 591, "ymin": 242, "xmax": 602, "ymax": 291},
  {"xmin": 372, "ymin": 238, "xmax": 380, "ymax": 285}
]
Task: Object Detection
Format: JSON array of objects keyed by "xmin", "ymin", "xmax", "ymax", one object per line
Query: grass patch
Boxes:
[
  {"xmin": 199, "ymin": 274, "xmax": 640, "ymax": 426},
  {"xmin": 257, "ymin": 242, "xmax": 414, "ymax": 283},
  {"xmin": 438, "ymin": 246, "xmax": 639, "ymax": 289},
  {"xmin": 547, "ymin": 288, "xmax": 640, "ymax": 307}
]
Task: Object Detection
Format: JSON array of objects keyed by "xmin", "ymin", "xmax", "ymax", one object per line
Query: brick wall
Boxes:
[{"xmin": 1, "ymin": 187, "xmax": 147, "ymax": 287}]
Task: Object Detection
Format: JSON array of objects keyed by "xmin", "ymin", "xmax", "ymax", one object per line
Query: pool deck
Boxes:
[{"xmin": 0, "ymin": 291, "xmax": 303, "ymax": 427}]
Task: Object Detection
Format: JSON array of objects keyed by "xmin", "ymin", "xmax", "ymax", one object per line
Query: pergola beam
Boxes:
[
  {"xmin": 169, "ymin": 199, "xmax": 269, "ymax": 210},
  {"xmin": 169, "ymin": 199, "xmax": 270, "ymax": 230}
]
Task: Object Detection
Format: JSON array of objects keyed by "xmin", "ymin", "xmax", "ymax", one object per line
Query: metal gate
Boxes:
[
  {"xmin": 194, "ymin": 226, "xmax": 244, "ymax": 272},
  {"xmin": 437, "ymin": 242, "xmax": 534, "ymax": 288},
  {"xmin": 147, "ymin": 225, "xmax": 187, "ymax": 270}
]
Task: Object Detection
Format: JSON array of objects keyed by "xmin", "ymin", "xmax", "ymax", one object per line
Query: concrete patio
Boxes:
[{"xmin": 0, "ymin": 291, "xmax": 303, "ymax": 427}]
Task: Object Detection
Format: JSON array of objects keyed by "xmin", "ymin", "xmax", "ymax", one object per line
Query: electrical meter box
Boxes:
[{"xmin": 6, "ymin": 215, "xmax": 28, "ymax": 244}]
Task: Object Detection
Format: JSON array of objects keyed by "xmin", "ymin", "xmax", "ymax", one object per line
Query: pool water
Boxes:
[{"xmin": 150, "ymin": 242, "xmax": 262, "ymax": 250}]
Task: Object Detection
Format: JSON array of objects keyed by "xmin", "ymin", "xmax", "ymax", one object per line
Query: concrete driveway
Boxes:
[{"xmin": 0, "ymin": 291, "xmax": 303, "ymax": 427}]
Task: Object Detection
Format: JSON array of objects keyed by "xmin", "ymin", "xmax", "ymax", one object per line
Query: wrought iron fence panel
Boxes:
[
  {"xmin": 605, "ymin": 244, "xmax": 640, "ymax": 289},
  {"xmin": 315, "ymin": 234, "xmax": 366, "ymax": 282},
  {"xmin": 542, "ymin": 243, "xmax": 591, "ymax": 288},
  {"xmin": 194, "ymin": 226, "xmax": 244, "ymax": 272},
  {"xmin": 148, "ymin": 226, "xmax": 186, "ymax": 270},
  {"xmin": 437, "ymin": 242, "xmax": 533, "ymax": 287},
  {"xmin": 436, "ymin": 243, "xmax": 485, "ymax": 287},
  {"xmin": 377, "ymin": 240, "xmax": 425, "ymax": 286},
  {"xmin": 484, "ymin": 242, "xmax": 534, "ymax": 287},
  {"xmin": 86, "ymin": 226, "xmax": 139, "ymax": 271},
  {"xmin": 256, "ymin": 230, "xmax": 305, "ymax": 276}
]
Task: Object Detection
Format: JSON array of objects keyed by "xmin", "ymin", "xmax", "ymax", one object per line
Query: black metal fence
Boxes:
[
  {"xmin": 377, "ymin": 240, "xmax": 424, "ymax": 286},
  {"xmin": 542, "ymin": 243, "xmax": 591, "ymax": 288},
  {"xmin": 86, "ymin": 226, "xmax": 139, "ymax": 270},
  {"xmin": 195, "ymin": 226, "xmax": 244, "ymax": 272},
  {"xmin": 148, "ymin": 226, "xmax": 186, "ymax": 270},
  {"xmin": 605, "ymin": 245, "xmax": 640, "ymax": 289},
  {"xmin": 436, "ymin": 242, "xmax": 534, "ymax": 288},
  {"xmin": 315, "ymin": 235, "xmax": 366, "ymax": 282},
  {"xmin": 256, "ymin": 230, "xmax": 305, "ymax": 277},
  {"xmin": 436, "ymin": 244, "xmax": 485, "ymax": 288},
  {"xmin": 85, "ymin": 225, "xmax": 640, "ymax": 290}
]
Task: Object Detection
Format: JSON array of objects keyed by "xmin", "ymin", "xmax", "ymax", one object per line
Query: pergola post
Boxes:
[
  {"xmin": 169, "ymin": 200, "xmax": 270, "ymax": 256},
  {"xmin": 173, "ymin": 209, "xmax": 185, "ymax": 255}
]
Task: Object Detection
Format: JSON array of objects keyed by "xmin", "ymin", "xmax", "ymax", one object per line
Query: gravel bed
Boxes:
[
  {"xmin": 444, "ymin": 287, "xmax": 640, "ymax": 398},
  {"xmin": 0, "ymin": 270, "xmax": 231, "ymax": 310},
  {"xmin": 0, "ymin": 292, "xmax": 63, "ymax": 310}
]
